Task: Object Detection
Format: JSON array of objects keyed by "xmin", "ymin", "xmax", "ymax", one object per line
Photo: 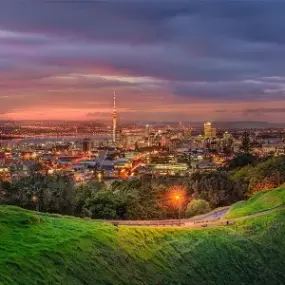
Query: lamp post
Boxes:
[
  {"xmin": 170, "ymin": 185, "xmax": 185, "ymax": 226},
  {"xmin": 32, "ymin": 195, "xmax": 39, "ymax": 212},
  {"xmin": 96, "ymin": 170, "xmax": 103, "ymax": 183},
  {"xmin": 175, "ymin": 195, "xmax": 181, "ymax": 225}
]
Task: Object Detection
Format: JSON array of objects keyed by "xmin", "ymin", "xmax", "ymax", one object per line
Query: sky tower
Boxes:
[{"xmin": 112, "ymin": 91, "xmax": 117, "ymax": 144}]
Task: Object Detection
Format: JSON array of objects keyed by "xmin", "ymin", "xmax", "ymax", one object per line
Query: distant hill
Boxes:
[
  {"xmin": 212, "ymin": 121, "xmax": 285, "ymax": 129},
  {"xmin": 0, "ymin": 191, "xmax": 285, "ymax": 284}
]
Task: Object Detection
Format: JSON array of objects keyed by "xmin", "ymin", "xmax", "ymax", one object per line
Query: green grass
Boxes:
[
  {"xmin": 0, "ymin": 205, "xmax": 285, "ymax": 284},
  {"xmin": 225, "ymin": 187, "xmax": 285, "ymax": 219}
]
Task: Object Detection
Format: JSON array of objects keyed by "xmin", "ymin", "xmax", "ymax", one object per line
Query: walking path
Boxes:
[{"xmin": 108, "ymin": 205, "xmax": 285, "ymax": 228}]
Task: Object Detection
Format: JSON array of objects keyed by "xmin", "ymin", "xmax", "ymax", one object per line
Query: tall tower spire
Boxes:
[
  {"xmin": 112, "ymin": 91, "xmax": 117, "ymax": 145},
  {"xmin": 113, "ymin": 90, "xmax": 116, "ymax": 109}
]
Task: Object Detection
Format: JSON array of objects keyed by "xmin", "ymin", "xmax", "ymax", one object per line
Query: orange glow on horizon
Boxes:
[{"xmin": 1, "ymin": 82, "xmax": 285, "ymax": 122}]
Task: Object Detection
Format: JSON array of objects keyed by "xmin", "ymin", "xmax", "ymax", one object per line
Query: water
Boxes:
[{"xmin": 1, "ymin": 134, "xmax": 111, "ymax": 147}]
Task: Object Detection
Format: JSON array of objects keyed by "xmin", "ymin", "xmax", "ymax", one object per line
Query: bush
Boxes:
[
  {"xmin": 227, "ymin": 154, "xmax": 258, "ymax": 170},
  {"xmin": 185, "ymin": 199, "xmax": 211, "ymax": 218}
]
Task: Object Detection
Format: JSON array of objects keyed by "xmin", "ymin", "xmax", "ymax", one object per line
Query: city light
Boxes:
[
  {"xmin": 0, "ymin": 4, "xmax": 284, "ymax": 283},
  {"xmin": 31, "ymin": 195, "xmax": 38, "ymax": 203},
  {"xmin": 0, "ymin": 95, "xmax": 284, "ymax": 186},
  {"xmin": 97, "ymin": 172, "xmax": 103, "ymax": 183},
  {"xmin": 169, "ymin": 187, "xmax": 185, "ymax": 225},
  {"xmin": 169, "ymin": 186, "xmax": 186, "ymax": 203}
]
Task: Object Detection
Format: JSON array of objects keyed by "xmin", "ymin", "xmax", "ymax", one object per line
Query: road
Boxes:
[
  {"xmin": 188, "ymin": 207, "xmax": 229, "ymax": 222},
  {"xmin": 108, "ymin": 207, "xmax": 230, "ymax": 227},
  {"xmin": 108, "ymin": 205, "xmax": 285, "ymax": 228}
]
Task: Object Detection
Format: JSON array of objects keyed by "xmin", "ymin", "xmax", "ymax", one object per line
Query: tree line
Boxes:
[{"xmin": 1, "ymin": 155, "xmax": 285, "ymax": 220}]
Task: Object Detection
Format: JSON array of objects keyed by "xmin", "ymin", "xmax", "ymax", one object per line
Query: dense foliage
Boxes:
[
  {"xmin": 188, "ymin": 171, "xmax": 246, "ymax": 208},
  {"xmin": 231, "ymin": 156, "xmax": 285, "ymax": 196},
  {"xmin": 0, "ymin": 172, "xmax": 246, "ymax": 219},
  {"xmin": 226, "ymin": 153, "xmax": 258, "ymax": 170},
  {"xmin": 0, "ymin": 174, "xmax": 76, "ymax": 215}
]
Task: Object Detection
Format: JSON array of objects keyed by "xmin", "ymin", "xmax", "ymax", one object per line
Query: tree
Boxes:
[
  {"xmin": 74, "ymin": 181, "xmax": 103, "ymax": 216},
  {"xmin": 189, "ymin": 171, "xmax": 247, "ymax": 208},
  {"xmin": 247, "ymin": 157, "xmax": 285, "ymax": 195},
  {"xmin": 7, "ymin": 174, "xmax": 76, "ymax": 214},
  {"xmin": 185, "ymin": 199, "xmax": 211, "ymax": 218},
  {"xmin": 227, "ymin": 154, "xmax": 258, "ymax": 170},
  {"xmin": 110, "ymin": 178, "xmax": 168, "ymax": 220},
  {"xmin": 44, "ymin": 174, "xmax": 76, "ymax": 215},
  {"xmin": 241, "ymin": 130, "xmax": 251, "ymax": 154},
  {"xmin": 84, "ymin": 189, "xmax": 127, "ymax": 219},
  {"xmin": 230, "ymin": 156, "xmax": 285, "ymax": 197}
]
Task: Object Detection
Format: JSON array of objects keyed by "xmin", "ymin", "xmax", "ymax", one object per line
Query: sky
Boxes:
[{"xmin": 1, "ymin": 0, "xmax": 285, "ymax": 122}]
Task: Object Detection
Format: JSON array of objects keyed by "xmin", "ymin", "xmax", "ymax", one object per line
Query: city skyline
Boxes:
[{"xmin": 1, "ymin": 1, "xmax": 285, "ymax": 122}]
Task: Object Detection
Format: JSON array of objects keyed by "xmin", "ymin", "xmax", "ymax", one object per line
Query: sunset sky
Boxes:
[{"xmin": 1, "ymin": 1, "xmax": 285, "ymax": 122}]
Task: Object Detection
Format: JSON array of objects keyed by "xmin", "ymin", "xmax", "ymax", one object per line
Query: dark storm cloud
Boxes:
[
  {"xmin": 1, "ymin": 0, "xmax": 284, "ymax": 47},
  {"xmin": 1, "ymin": 0, "xmax": 285, "ymax": 110},
  {"xmin": 171, "ymin": 79, "xmax": 285, "ymax": 101}
]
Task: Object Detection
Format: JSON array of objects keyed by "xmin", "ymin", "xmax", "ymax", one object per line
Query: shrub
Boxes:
[{"xmin": 185, "ymin": 199, "xmax": 211, "ymax": 218}]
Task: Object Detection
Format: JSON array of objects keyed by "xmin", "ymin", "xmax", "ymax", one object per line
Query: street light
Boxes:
[
  {"xmin": 169, "ymin": 185, "xmax": 186, "ymax": 226},
  {"xmin": 175, "ymin": 195, "xmax": 182, "ymax": 225},
  {"xmin": 32, "ymin": 195, "xmax": 39, "ymax": 212},
  {"xmin": 96, "ymin": 171, "xmax": 103, "ymax": 182}
]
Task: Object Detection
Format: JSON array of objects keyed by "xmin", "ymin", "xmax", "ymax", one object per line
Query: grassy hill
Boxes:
[
  {"xmin": 225, "ymin": 187, "xmax": 285, "ymax": 219},
  {"xmin": 1, "ymin": 203, "xmax": 285, "ymax": 284}
]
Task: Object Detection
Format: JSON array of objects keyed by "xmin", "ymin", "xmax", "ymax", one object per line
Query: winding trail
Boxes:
[{"xmin": 108, "ymin": 205, "xmax": 285, "ymax": 228}]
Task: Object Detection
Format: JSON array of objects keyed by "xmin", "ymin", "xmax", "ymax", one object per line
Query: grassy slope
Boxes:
[
  {"xmin": 0, "ymin": 206, "xmax": 285, "ymax": 285},
  {"xmin": 225, "ymin": 187, "xmax": 285, "ymax": 219}
]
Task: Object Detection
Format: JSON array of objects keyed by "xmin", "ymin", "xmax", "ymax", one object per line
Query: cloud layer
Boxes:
[{"xmin": 0, "ymin": 0, "xmax": 285, "ymax": 121}]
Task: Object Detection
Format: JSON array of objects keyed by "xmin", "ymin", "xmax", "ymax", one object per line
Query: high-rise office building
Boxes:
[
  {"xmin": 112, "ymin": 91, "xmax": 117, "ymax": 145},
  {"xmin": 204, "ymin": 122, "xmax": 216, "ymax": 138},
  {"xmin": 145, "ymin": 124, "xmax": 151, "ymax": 146},
  {"xmin": 82, "ymin": 138, "xmax": 93, "ymax": 152},
  {"xmin": 204, "ymin": 122, "xmax": 212, "ymax": 138}
]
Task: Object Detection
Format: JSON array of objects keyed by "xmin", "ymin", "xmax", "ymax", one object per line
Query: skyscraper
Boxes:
[
  {"xmin": 112, "ymin": 91, "xmax": 117, "ymax": 145},
  {"xmin": 204, "ymin": 122, "xmax": 216, "ymax": 138},
  {"xmin": 145, "ymin": 124, "xmax": 151, "ymax": 146},
  {"xmin": 82, "ymin": 138, "xmax": 93, "ymax": 152},
  {"xmin": 204, "ymin": 122, "xmax": 212, "ymax": 138}
]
